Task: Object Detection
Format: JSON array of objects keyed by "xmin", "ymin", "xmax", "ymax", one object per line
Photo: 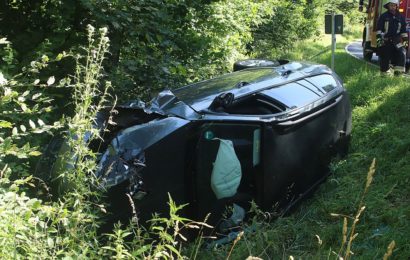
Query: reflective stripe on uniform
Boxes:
[{"xmin": 397, "ymin": 23, "xmax": 401, "ymax": 34}]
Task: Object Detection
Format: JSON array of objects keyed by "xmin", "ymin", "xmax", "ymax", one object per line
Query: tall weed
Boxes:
[
  {"xmin": 331, "ymin": 159, "xmax": 376, "ymax": 259},
  {"xmin": 2, "ymin": 25, "xmax": 211, "ymax": 259},
  {"xmin": 0, "ymin": 25, "xmax": 110, "ymax": 258}
]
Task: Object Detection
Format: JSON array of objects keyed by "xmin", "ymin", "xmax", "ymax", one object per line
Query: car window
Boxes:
[
  {"xmin": 199, "ymin": 123, "xmax": 261, "ymax": 168},
  {"xmin": 173, "ymin": 69, "xmax": 278, "ymax": 104},
  {"xmin": 221, "ymin": 93, "xmax": 285, "ymax": 115},
  {"xmin": 260, "ymin": 82, "xmax": 321, "ymax": 109},
  {"xmin": 198, "ymin": 74, "xmax": 341, "ymax": 117},
  {"xmin": 220, "ymin": 78, "xmax": 328, "ymax": 116},
  {"xmin": 225, "ymin": 74, "xmax": 340, "ymax": 116}
]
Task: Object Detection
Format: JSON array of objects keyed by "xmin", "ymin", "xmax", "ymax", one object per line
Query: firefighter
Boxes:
[{"xmin": 376, "ymin": 0, "xmax": 408, "ymax": 75}]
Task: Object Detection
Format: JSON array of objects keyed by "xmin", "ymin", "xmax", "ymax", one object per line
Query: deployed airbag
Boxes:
[{"xmin": 210, "ymin": 139, "xmax": 242, "ymax": 199}]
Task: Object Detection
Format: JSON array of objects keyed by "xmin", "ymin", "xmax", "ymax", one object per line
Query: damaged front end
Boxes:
[
  {"xmin": 92, "ymin": 92, "xmax": 198, "ymax": 225},
  {"xmin": 95, "ymin": 90, "xmax": 197, "ymax": 189},
  {"xmin": 38, "ymin": 91, "xmax": 196, "ymax": 225},
  {"xmin": 96, "ymin": 115, "xmax": 191, "ymax": 193}
]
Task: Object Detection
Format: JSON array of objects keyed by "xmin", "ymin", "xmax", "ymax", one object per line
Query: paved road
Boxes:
[{"xmin": 345, "ymin": 41, "xmax": 379, "ymax": 67}]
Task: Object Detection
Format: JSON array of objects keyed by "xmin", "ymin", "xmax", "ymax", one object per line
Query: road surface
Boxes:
[{"xmin": 345, "ymin": 41, "xmax": 378, "ymax": 67}]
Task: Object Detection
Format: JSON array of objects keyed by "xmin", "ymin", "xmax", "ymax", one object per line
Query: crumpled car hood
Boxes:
[{"xmin": 96, "ymin": 117, "xmax": 190, "ymax": 187}]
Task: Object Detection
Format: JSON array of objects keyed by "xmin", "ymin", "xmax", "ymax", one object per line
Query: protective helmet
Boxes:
[{"xmin": 384, "ymin": 0, "xmax": 400, "ymax": 9}]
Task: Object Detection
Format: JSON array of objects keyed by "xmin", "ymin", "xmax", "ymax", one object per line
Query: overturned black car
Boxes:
[{"xmin": 55, "ymin": 60, "xmax": 352, "ymax": 233}]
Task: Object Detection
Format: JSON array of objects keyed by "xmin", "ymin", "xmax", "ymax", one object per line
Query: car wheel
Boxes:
[{"xmin": 233, "ymin": 59, "xmax": 280, "ymax": 72}]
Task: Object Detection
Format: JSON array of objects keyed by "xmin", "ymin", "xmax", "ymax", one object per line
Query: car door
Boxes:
[
  {"xmin": 261, "ymin": 94, "xmax": 350, "ymax": 212},
  {"xmin": 192, "ymin": 122, "xmax": 263, "ymax": 224}
]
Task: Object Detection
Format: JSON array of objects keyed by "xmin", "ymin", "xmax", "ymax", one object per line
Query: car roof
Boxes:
[{"xmin": 171, "ymin": 61, "xmax": 334, "ymax": 112}]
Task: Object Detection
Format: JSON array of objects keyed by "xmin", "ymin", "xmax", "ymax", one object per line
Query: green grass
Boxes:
[{"xmin": 195, "ymin": 31, "xmax": 410, "ymax": 259}]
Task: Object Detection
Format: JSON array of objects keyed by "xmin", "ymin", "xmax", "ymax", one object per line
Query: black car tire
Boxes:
[{"xmin": 233, "ymin": 59, "xmax": 280, "ymax": 72}]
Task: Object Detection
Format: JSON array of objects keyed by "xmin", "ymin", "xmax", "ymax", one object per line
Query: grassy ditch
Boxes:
[
  {"xmin": 2, "ymin": 24, "xmax": 408, "ymax": 258},
  {"xmin": 196, "ymin": 33, "xmax": 410, "ymax": 258}
]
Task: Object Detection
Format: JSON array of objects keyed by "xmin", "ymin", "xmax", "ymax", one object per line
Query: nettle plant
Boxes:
[
  {"xmin": 0, "ymin": 38, "xmax": 66, "ymax": 258},
  {"xmin": 0, "ymin": 39, "xmax": 62, "ymax": 163},
  {"xmin": 0, "ymin": 26, "xmax": 112, "ymax": 258},
  {"xmin": 1, "ymin": 26, "xmax": 202, "ymax": 259}
]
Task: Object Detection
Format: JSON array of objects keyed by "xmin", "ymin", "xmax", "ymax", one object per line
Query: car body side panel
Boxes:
[
  {"xmin": 104, "ymin": 119, "xmax": 194, "ymax": 223},
  {"xmin": 129, "ymin": 124, "xmax": 192, "ymax": 221},
  {"xmin": 97, "ymin": 117, "xmax": 191, "ymax": 187},
  {"xmin": 260, "ymin": 91, "xmax": 351, "ymax": 210}
]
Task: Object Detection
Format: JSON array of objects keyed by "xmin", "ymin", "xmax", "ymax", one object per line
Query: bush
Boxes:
[
  {"xmin": 251, "ymin": 0, "xmax": 322, "ymax": 58},
  {"xmin": 1, "ymin": 25, "xmax": 211, "ymax": 259},
  {"xmin": 1, "ymin": 1, "xmax": 328, "ymax": 102}
]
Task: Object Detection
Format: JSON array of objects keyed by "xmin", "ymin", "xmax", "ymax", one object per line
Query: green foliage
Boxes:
[
  {"xmin": 252, "ymin": 0, "xmax": 322, "ymax": 58},
  {"xmin": 0, "ymin": 174, "xmax": 101, "ymax": 258},
  {"xmin": 0, "ymin": 40, "xmax": 63, "ymax": 175},
  {"xmin": 0, "ymin": 38, "xmax": 17, "ymax": 75},
  {"xmin": 97, "ymin": 0, "xmax": 278, "ymax": 100},
  {"xmin": 0, "ymin": 0, "xmax": 84, "ymax": 66},
  {"xmin": 0, "ymin": 26, "xmax": 108, "ymax": 259},
  {"xmin": 323, "ymin": 0, "xmax": 359, "ymax": 14},
  {"xmin": 1, "ymin": 0, "xmax": 327, "ymax": 101},
  {"xmin": 98, "ymin": 194, "xmax": 211, "ymax": 259},
  {"xmin": 54, "ymin": 25, "xmax": 111, "ymax": 196},
  {"xmin": 1, "ymin": 24, "xmax": 210, "ymax": 259}
]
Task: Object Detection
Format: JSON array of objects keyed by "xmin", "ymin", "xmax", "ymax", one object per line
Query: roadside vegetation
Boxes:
[{"xmin": 1, "ymin": 0, "xmax": 409, "ymax": 259}]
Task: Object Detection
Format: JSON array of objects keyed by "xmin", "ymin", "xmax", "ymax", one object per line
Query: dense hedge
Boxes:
[{"xmin": 0, "ymin": 0, "xmax": 327, "ymax": 101}]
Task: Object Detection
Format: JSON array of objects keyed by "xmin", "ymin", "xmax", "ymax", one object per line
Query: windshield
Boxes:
[{"xmin": 172, "ymin": 68, "xmax": 279, "ymax": 109}]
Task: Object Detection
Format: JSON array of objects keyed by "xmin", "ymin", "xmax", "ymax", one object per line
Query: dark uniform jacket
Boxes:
[{"xmin": 376, "ymin": 11, "xmax": 407, "ymax": 41}]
